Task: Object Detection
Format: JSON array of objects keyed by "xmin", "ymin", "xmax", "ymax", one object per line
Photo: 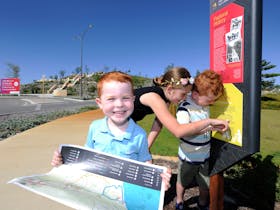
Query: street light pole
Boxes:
[{"xmin": 76, "ymin": 24, "xmax": 93, "ymax": 99}]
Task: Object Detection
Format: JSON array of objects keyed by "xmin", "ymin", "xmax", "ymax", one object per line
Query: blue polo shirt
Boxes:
[{"xmin": 85, "ymin": 117, "xmax": 152, "ymax": 162}]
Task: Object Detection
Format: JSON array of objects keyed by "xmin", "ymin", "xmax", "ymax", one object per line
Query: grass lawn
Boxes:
[
  {"xmin": 138, "ymin": 109, "xmax": 280, "ymax": 166},
  {"xmin": 260, "ymin": 109, "xmax": 280, "ymax": 165},
  {"xmin": 137, "ymin": 114, "xmax": 179, "ymax": 156}
]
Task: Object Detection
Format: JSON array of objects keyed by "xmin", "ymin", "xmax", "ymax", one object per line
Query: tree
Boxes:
[
  {"xmin": 74, "ymin": 67, "xmax": 81, "ymax": 75},
  {"xmin": 6, "ymin": 63, "xmax": 20, "ymax": 78},
  {"xmin": 59, "ymin": 70, "xmax": 66, "ymax": 79},
  {"xmin": 261, "ymin": 60, "xmax": 280, "ymax": 90}
]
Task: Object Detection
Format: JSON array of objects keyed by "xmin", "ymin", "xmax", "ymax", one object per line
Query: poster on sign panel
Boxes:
[{"xmin": 0, "ymin": 78, "xmax": 20, "ymax": 95}]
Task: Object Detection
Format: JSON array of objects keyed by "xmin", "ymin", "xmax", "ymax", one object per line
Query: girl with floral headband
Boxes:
[{"xmin": 130, "ymin": 66, "xmax": 229, "ymax": 148}]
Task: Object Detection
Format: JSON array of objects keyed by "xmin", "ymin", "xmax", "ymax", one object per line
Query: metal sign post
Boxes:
[{"xmin": 209, "ymin": 0, "xmax": 262, "ymax": 209}]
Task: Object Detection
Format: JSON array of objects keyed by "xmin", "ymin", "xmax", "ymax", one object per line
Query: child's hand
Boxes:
[
  {"xmin": 210, "ymin": 119, "xmax": 230, "ymax": 133},
  {"xmin": 51, "ymin": 149, "xmax": 63, "ymax": 167},
  {"xmin": 160, "ymin": 167, "xmax": 172, "ymax": 191}
]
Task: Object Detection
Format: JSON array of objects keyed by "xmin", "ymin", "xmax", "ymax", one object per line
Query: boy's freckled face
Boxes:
[{"xmin": 96, "ymin": 81, "xmax": 135, "ymax": 125}]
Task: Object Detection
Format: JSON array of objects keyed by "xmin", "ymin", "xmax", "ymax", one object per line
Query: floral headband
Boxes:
[
  {"xmin": 178, "ymin": 77, "xmax": 194, "ymax": 86},
  {"xmin": 162, "ymin": 77, "xmax": 194, "ymax": 87}
]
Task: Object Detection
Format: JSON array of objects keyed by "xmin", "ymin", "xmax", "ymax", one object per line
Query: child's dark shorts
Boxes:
[{"xmin": 177, "ymin": 158, "xmax": 210, "ymax": 190}]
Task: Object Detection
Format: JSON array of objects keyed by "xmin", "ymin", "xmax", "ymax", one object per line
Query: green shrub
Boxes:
[{"xmin": 0, "ymin": 106, "xmax": 97, "ymax": 140}]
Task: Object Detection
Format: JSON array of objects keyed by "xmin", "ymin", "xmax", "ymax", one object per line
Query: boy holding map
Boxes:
[{"xmin": 51, "ymin": 71, "xmax": 171, "ymax": 190}]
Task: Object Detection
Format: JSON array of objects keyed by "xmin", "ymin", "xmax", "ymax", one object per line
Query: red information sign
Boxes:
[
  {"xmin": 0, "ymin": 78, "xmax": 20, "ymax": 94},
  {"xmin": 209, "ymin": 0, "xmax": 262, "ymax": 175},
  {"xmin": 210, "ymin": 3, "xmax": 244, "ymax": 83}
]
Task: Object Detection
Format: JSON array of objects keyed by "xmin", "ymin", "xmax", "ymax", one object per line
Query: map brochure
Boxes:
[{"xmin": 8, "ymin": 144, "xmax": 167, "ymax": 210}]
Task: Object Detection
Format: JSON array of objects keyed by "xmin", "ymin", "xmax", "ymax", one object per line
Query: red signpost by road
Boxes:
[{"xmin": 0, "ymin": 78, "xmax": 20, "ymax": 95}]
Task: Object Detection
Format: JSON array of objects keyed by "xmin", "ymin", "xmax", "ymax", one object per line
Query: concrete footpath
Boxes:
[{"xmin": 0, "ymin": 109, "xmax": 105, "ymax": 210}]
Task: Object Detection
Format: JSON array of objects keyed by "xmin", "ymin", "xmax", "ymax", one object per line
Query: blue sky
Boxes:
[{"xmin": 0, "ymin": 0, "xmax": 279, "ymax": 85}]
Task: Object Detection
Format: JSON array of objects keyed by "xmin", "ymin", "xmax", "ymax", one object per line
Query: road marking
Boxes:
[
  {"xmin": 63, "ymin": 98, "xmax": 84, "ymax": 102},
  {"xmin": 21, "ymin": 99, "xmax": 36, "ymax": 105}
]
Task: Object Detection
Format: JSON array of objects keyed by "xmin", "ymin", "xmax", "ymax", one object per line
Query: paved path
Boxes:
[{"xmin": 0, "ymin": 109, "xmax": 104, "ymax": 210}]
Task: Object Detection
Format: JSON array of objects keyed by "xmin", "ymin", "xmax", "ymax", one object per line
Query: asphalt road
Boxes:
[{"xmin": 0, "ymin": 94, "xmax": 97, "ymax": 117}]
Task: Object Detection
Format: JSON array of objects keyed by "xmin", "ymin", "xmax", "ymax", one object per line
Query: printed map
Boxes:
[{"xmin": 9, "ymin": 145, "xmax": 165, "ymax": 210}]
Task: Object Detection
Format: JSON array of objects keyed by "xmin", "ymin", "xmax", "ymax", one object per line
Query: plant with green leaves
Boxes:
[{"xmin": 261, "ymin": 59, "xmax": 280, "ymax": 90}]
